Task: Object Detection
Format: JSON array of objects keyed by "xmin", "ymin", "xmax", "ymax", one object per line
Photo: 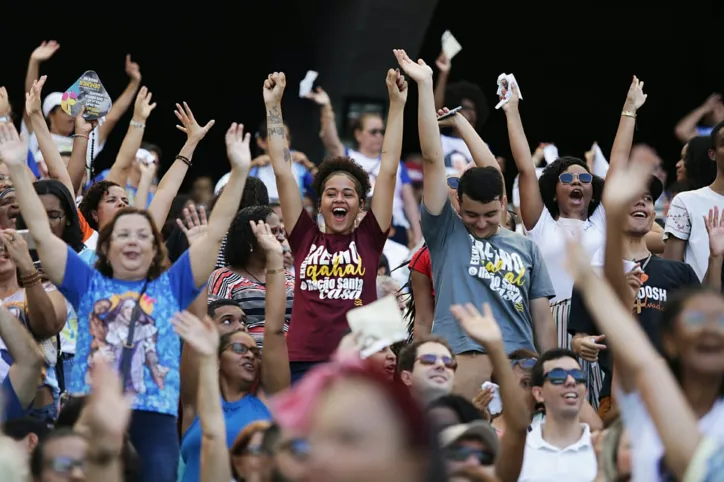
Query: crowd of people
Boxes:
[{"xmin": 0, "ymin": 39, "xmax": 722, "ymax": 482}]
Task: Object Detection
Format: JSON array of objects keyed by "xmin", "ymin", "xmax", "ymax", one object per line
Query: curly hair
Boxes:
[
  {"xmin": 538, "ymin": 156, "xmax": 604, "ymax": 219},
  {"xmin": 95, "ymin": 207, "xmax": 170, "ymax": 280},
  {"xmin": 444, "ymin": 80, "xmax": 489, "ymax": 130},
  {"xmin": 78, "ymin": 180, "xmax": 123, "ymax": 231},
  {"xmin": 225, "ymin": 205, "xmax": 274, "ymax": 269},
  {"xmin": 209, "ymin": 176, "xmax": 269, "ymax": 212},
  {"xmin": 684, "ymin": 136, "xmax": 717, "ymax": 191},
  {"xmin": 311, "ymin": 156, "xmax": 371, "ymax": 203}
]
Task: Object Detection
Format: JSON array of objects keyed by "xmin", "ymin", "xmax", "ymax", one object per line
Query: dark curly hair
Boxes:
[
  {"xmin": 684, "ymin": 136, "xmax": 717, "ymax": 191},
  {"xmin": 95, "ymin": 207, "xmax": 170, "ymax": 280},
  {"xmin": 209, "ymin": 176, "xmax": 269, "ymax": 212},
  {"xmin": 225, "ymin": 205, "xmax": 274, "ymax": 269},
  {"xmin": 311, "ymin": 156, "xmax": 371, "ymax": 204},
  {"xmin": 538, "ymin": 156, "xmax": 604, "ymax": 219},
  {"xmin": 444, "ymin": 80, "xmax": 489, "ymax": 131},
  {"xmin": 78, "ymin": 180, "xmax": 125, "ymax": 231}
]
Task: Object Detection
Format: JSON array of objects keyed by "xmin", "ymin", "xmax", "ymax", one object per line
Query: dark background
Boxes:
[{"xmin": 2, "ymin": 2, "xmax": 722, "ymax": 190}]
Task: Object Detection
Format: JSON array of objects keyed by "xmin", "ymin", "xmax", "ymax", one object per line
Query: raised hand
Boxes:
[
  {"xmin": 0, "ymin": 229, "xmax": 34, "ymax": 274},
  {"xmin": 501, "ymin": 83, "xmax": 521, "ymax": 112},
  {"xmin": 250, "ymin": 220, "xmax": 283, "ymax": 256},
  {"xmin": 0, "ymin": 123, "xmax": 28, "ymax": 166},
  {"xmin": 133, "ymin": 86, "xmax": 156, "ymax": 121},
  {"xmin": 303, "ymin": 86, "xmax": 331, "ymax": 106},
  {"xmin": 450, "ymin": 302, "xmax": 503, "ymax": 347},
  {"xmin": 225, "ymin": 123, "xmax": 252, "ymax": 171},
  {"xmin": 601, "ymin": 157, "xmax": 657, "ymax": 211},
  {"xmin": 436, "ymin": 107, "xmax": 459, "ymax": 128},
  {"xmin": 175, "ymin": 101, "xmax": 215, "ymax": 144},
  {"xmin": 138, "ymin": 160, "xmax": 157, "ymax": 179},
  {"xmin": 263, "ymin": 72, "xmax": 287, "ymax": 104},
  {"xmin": 704, "ymin": 206, "xmax": 724, "ymax": 258},
  {"xmin": 172, "ymin": 311, "xmax": 219, "ymax": 357},
  {"xmin": 25, "ymin": 75, "xmax": 47, "ymax": 116},
  {"xmin": 393, "ymin": 49, "xmax": 433, "ymax": 84},
  {"xmin": 625, "ymin": 76, "xmax": 647, "ymax": 112},
  {"xmin": 435, "ymin": 51, "xmax": 451, "ymax": 74},
  {"xmin": 0, "ymin": 87, "xmax": 10, "ymax": 117},
  {"xmin": 472, "ymin": 386, "xmax": 494, "ymax": 413},
  {"xmin": 75, "ymin": 106, "xmax": 96, "ymax": 137},
  {"xmin": 125, "ymin": 54, "xmax": 142, "ymax": 83},
  {"xmin": 84, "ymin": 355, "xmax": 132, "ymax": 444},
  {"xmin": 176, "ymin": 205, "xmax": 208, "ymax": 246},
  {"xmin": 386, "ymin": 68, "xmax": 408, "ymax": 105},
  {"xmin": 31, "ymin": 41, "xmax": 60, "ymax": 63}
]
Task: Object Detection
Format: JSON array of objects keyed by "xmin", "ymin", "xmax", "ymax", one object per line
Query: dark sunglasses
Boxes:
[
  {"xmin": 681, "ymin": 310, "xmax": 724, "ymax": 328},
  {"xmin": 447, "ymin": 177, "xmax": 460, "ymax": 189},
  {"xmin": 278, "ymin": 438, "xmax": 311, "ymax": 459},
  {"xmin": 367, "ymin": 128, "xmax": 385, "ymax": 135},
  {"xmin": 558, "ymin": 172, "xmax": 593, "ymax": 184},
  {"xmin": 416, "ymin": 353, "xmax": 457, "ymax": 370},
  {"xmin": 511, "ymin": 358, "xmax": 537, "ymax": 370},
  {"xmin": 46, "ymin": 456, "xmax": 85, "ymax": 474},
  {"xmin": 543, "ymin": 368, "xmax": 586, "ymax": 385},
  {"xmin": 223, "ymin": 342, "xmax": 260, "ymax": 357},
  {"xmin": 445, "ymin": 445, "xmax": 495, "ymax": 466}
]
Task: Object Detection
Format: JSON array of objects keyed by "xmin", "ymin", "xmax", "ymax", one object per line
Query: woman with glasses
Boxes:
[
  {"xmin": 177, "ymin": 220, "xmax": 291, "ymax": 482},
  {"xmin": 229, "ymin": 420, "xmax": 273, "ymax": 481},
  {"xmin": 207, "ymin": 205, "xmax": 294, "ymax": 351}
]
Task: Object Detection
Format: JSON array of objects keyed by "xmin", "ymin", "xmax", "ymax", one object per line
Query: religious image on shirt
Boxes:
[
  {"xmin": 444, "ymin": 150, "xmax": 468, "ymax": 175},
  {"xmin": 468, "ymin": 237, "xmax": 526, "ymax": 312},
  {"xmin": 298, "ymin": 242, "xmax": 366, "ymax": 305},
  {"xmin": 88, "ymin": 292, "xmax": 168, "ymax": 395}
]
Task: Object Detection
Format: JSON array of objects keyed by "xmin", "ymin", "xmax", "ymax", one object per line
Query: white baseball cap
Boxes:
[
  {"xmin": 439, "ymin": 420, "xmax": 499, "ymax": 455},
  {"xmin": 42, "ymin": 92, "xmax": 64, "ymax": 118}
]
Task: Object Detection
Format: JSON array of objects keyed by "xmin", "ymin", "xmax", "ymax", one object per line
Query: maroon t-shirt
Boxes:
[{"xmin": 287, "ymin": 209, "xmax": 388, "ymax": 362}]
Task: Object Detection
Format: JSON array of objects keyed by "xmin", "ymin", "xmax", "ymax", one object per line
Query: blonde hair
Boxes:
[
  {"xmin": 0, "ymin": 435, "xmax": 29, "ymax": 482},
  {"xmin": 597, "ymin": 417, "xmax": 628, "ymax": 482}
]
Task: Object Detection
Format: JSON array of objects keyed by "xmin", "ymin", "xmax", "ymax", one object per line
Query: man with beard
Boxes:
[{"xmin": 568, "ymin": 172, "xmax": 699, "ymax": 416}]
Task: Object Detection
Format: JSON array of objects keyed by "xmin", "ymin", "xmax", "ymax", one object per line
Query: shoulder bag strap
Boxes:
[{"xmin": 120, "ymin": 279, "xmax": 149, "ymax": 391}]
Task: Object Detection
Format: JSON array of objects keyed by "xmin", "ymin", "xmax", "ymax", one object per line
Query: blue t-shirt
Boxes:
[
  {"xmin": 2, "ymin": 375, "xmax": 29, "ymax": 421},
  {"xmin": 58, "ymin": 246, "xmax": 201, "ymax": 415},
  {"xmin": 180, "ymin": 395, "xmax": 271, "ymax": 482},
  {"xmin": 90, "ymin": 169, "xmax": 154, "ymax": 208}
]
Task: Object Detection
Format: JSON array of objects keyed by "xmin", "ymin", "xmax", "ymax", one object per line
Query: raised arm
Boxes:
[
  {"xmin": 433, "ymin": 51, "xmax": 451, "ymax": 111},
  {"xmin": 147, "ymin": 102, "xmax": 214, "ymax": 227},
  {"xmin": 304, "ymin": 87, "xmax": 346, "ymax": 157},
  {"xmin": 251, "ymin": 221, "xmax": 291, "ymax": 395},
  {"xmin": 605, "ymin": 76, "xmax": 647, "ymax": 184},
  {"xmin": 394, "ymin": 49, "xmax": 447, "ymax": 215},
  {"xmin": 438, "ymin": 107, "xmax": 499, "ymax": 171},
  {"xmin": 0, "ymin": 124, "xmax": 67, "ymax": 285},
  {"xmin": 503, "ymin": 85, "xmax": 543, "ymax": 230},
  {"xmin": 674, "ymin": 94, "xmax": 722, "ymax": 143},
  {"xmin": 96, "ymin": 55, "xmax": 142, "ymax": 146},
  {"xmin": 370, "ymin": 68, "xmax": 407, "ymax": 232},
  {"xmin": 188, "ymin": 124, "xmax": 251, "ymax": 287},
  {"xmin": 263, "ymin": 73, "xmax": 304, "ymax": 233},
  {"xmin": 1, "ymin": 305, "xmax": 44, "ymax": 411},
  {"xmin": 23, "ymin": 41, "xmax": 60, "ymax": 133}
]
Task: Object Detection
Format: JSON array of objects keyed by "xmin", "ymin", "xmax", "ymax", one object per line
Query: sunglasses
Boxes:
[
  {"xmin": 223, "ymin": 342, "xmax": 260, "ymax": 357},
  {"xmin": 543, "ymin": 368, "xmax": 586, "ymax": 385},
  {"xmin": 447, "ymin": 177, "xmax": 460, "ymax": 189},
  {"xmin": 367, "ymin": 128, "xmax": 385, "ymax": 136},
  {"xmin": 511, "ymin": 358, "xmax": 537, "ymax": 370},
  {"xmin": 445, "ymin": 445, "xmax": 495, "ymax": 466},
  {"xmin": 278, "ymin": 438, "xmax": 311, "ymax": 459},
  {"xmin": 558, "ymin": 172, "xmax": 593, "ymax": 184},
  {"xmin": 46, "ymin": 456, "xmax": 85, "ymax": 474},
  {"xmin": 416, "ymin": 353, "xmax": 457, "ymax": 370},
  {"xmin": 681, "ymin": 310, "xmax": 724, "ymax": 328}
]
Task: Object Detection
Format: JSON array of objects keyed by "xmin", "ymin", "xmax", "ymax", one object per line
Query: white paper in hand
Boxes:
[
  {"xmin": 542, "ymin": 144, "xmax": 559, "ymax": 164},
  {"xmin": 347, "ymin": 296, "xmax": 408, "ymax": 359},
  {"xmin": 495, "ymin": 73, "xmax": 522, "ymax": 110},
  {"xmin": 590, "ymin": 249, "xmax": 639, "ymax": 277},
  {"xmin": 441, "ymin": 30, "xmax": 462, "ymax": 60},
  {"xmin": 299, "ymin": 70, "xmax": 318, "ymax": 98}
]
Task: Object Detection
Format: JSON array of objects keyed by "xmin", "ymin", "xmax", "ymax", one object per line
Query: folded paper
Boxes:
[
  {"xmin": 441, "ymin": 30, "xmax": 462, "ymax": 60},
  {"xmin": 495, "ymin": 73, "xmax": 522, "ymax": 110},
  {"xmin": 62, "ymin": 71, "xmax": 111, "ymax": 120},
  {"xmin": 299, "ymin": 70, "xmax": 318, "ymax": 98},
  {"xmin": 346, "ymin": 296, "xmax": 408, "ymax": 359}
]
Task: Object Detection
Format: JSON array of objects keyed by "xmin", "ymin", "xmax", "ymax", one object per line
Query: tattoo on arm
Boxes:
[
  {"xmin": 268, "ymin": 127, "xmax": 286, "ymax": 138},
  {"xmin": 267, "ymin": 105, "xmax": 283, "ymax": 125},
  {"xmin": 283, "ymin": 148, "xmax": 292, "ymax": 164}
]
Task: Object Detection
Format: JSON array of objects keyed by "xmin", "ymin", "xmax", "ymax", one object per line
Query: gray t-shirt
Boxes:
[{"xmin": 421, "ymin": 199, "xmax": 555, "ymax": 354}]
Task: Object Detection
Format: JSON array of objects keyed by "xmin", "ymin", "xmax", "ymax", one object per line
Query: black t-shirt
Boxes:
[{"xmin": 568, "ymin": 255, "xmax": 699, "ymax": 399}]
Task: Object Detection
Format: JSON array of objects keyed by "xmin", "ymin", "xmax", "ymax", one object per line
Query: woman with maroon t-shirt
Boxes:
[{"xmin": 261, "ymin": 66, "xmax": 408, "ymax": 382}]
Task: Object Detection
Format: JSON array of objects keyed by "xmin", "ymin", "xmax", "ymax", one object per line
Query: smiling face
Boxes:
[
  {"xmin": 0, "ymin": 187, "xmax": 18, "ymax": 229},
  {"xmin": 624, "ymin": 191, "xmax": 655, "ymax": 237},
  {"xmin": 459, "ymin": 194, "xmax": 502, "ymax": 239},
  {"xmin": 402, "ymin": 342, "xmax": 455, "ymax": 401},
  {"xmin": 555, "ymin": 164, "xmax": 593, "ymax": 219},
  {"xmin": 532, "ymin": 356, "xmax": 586, "ymax": 419},
  {"xmin": 320, "ymin": 174, "xmax": 361, "ymax": 234},
  {"xmin": 103, "ymin": 213, "xmax": 157, "ymax": 281}
]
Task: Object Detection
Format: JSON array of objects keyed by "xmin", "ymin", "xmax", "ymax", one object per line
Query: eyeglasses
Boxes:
[
  {"xmin": 511, "ymin": 358, "xmax": 537, "ymax": 370},
  {"xmin": 367, "ymin": 128, "xmax": 385, "ymax": 136},
  {"xmin": 447, "ymin": 177, "xmax": 460, "ymax": 189},
  {"xmin": 46, "ymin": 456, "xmax": 85, "ymax": 475},
  {"xmin": 681, "ymin": 310, "xmax": 724, "ymax": 328},
  {"xmin": 445, "ymin": 445, "xmax": 495, "ymax": 466},
  {"xmin": 278, "ymin": 438, "xmax": 311, "ymax": 459},
  {"xmin": 558, "ymin": 172, "xmax": 593, "ymax": 184},
  {"xmin": 416, "ymin": 353, "xmax": 457, "ymax": 370},
  {"xmin": 244, "ymin": 444, "xmax": 267, "ymax": 456},
  {"xmin": 543, "ymin": 368, "xmax": 586, "ymax": 385},
  {"xmin": 223, "ymin": 342, "xmax": 260, "ymax": 357},
  {"xmin": 48, "ymin": 212, "xmax": 66, "ymax": 227}
]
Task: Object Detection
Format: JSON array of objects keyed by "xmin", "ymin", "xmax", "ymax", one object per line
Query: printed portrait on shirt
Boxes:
[
  {"xmin": 468, "ymin": 236, "xmax": 527, "ymax": 312},
  {"xmin": 444, "ymin": 150, "xmax": 469, "ymax": 176},
  {"xmin": 298, "ymin": 241, "xmax": 366, "ymax": 306},
  {"xmin": 88, "ymin": 292, "xmax": 168, "ymax": 396}
]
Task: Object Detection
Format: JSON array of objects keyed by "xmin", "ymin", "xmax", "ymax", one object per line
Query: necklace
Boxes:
[{"xmin": 243, "ymin": 268, "xmax": 266, "ymax": 286}]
